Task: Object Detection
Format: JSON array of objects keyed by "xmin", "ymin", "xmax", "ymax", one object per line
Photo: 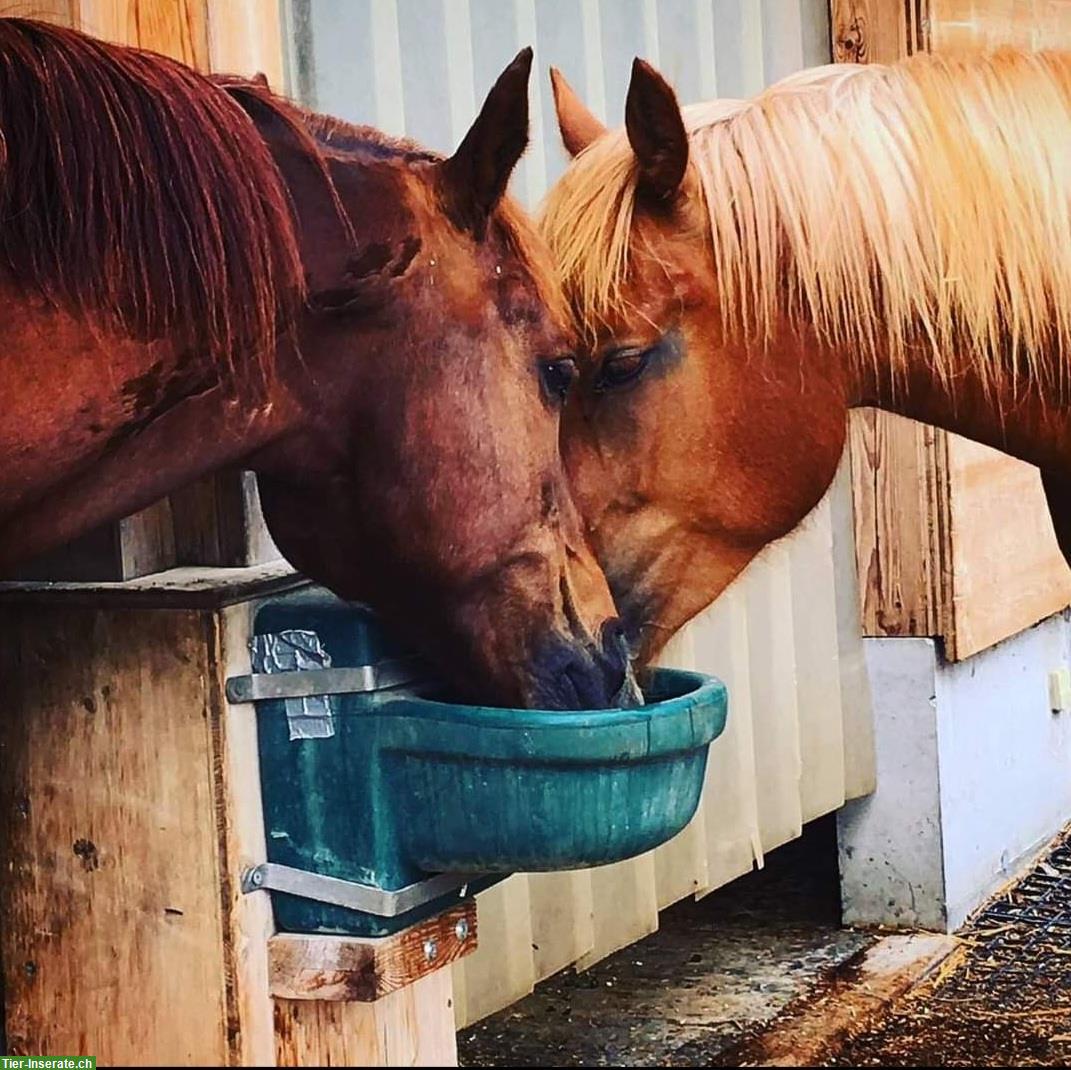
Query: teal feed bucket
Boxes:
[{"xmin": 247, "ymin": 591, "xmax": 728, "ymax": 935}]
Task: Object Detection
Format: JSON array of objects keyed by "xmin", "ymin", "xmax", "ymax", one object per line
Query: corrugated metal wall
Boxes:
[{"xmin": 283, "ymin": 0, "xmax": 875, "ymax": 1028}]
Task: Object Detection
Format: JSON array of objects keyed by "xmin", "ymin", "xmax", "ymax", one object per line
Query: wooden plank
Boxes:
[
  {"xmin": 217, "ymin": 598, "xmax": 276, "ymax": 1067},
  {"xmin": 274, "ymin": 968, "xmax": 457, "ymax": 1067},
  {"xmin": 720, "ymin": 933, "xmax": 959, "ymax": 1066},
  {"xmin": 928, "ymin": 0, "xmax": 1071, "ymax": 49},
  {"xmin": 830, "ymin": 0, "xmax": 916, "ymax": 64},
  {"xmin": 170, "ymin": 472, "xmax": 279, "ymax": 568},
  {"xmin": 945, "ymin": 440, "xmax": 1071, "ymax": 660},
  {"xmin": 207, "ymin": 0, "xmax": 285, "ymax": 85},
  {"xmin": 849, "ymin": 409, "xmax": 953, "ymax": 642},
  {"xmin": 269, "ymin": 903, "xmax": 477, "ymax": 1002},
  {"xmin": 835, "ymin": 4, "xmax": 953, "ymax": 658},
  {"xmin": 0, "ymin": 560, "xmax": 301, "ymax": 610},
  {"xmin": 0, "ymin": 2, "xmax": 77, "ymax": 26},
  {"xmin": 77, "ymin": 0, "xmax": 209, "ymax": 65},
  {"xmin": 0, "ymin": 604, "xmax": 231, "ymax": 1064}
]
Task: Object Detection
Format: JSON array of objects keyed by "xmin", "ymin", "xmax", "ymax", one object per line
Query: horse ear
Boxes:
[
  {"xmin": 250, "ymin": 71, "xmax": 270, "ymax": 88},
  {"xmin": 550, "ymin": 67, "xmax": 606, "ymax": 157},
  {"xmin": 440, "ymin": 47, "xmax": 532, "ymax": 235},
  {"xmin": 625, "ymin": 58, "xmax": 688, "ymax": 201}
]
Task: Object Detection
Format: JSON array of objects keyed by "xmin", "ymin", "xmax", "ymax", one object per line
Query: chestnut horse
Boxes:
[
  {"xmin": 0, "ymin": 19, "xmax": 633, "ymax": 709},
  {"xmin": 543, "ymin": 50, "xmax": 1071, "ymax": 665}
]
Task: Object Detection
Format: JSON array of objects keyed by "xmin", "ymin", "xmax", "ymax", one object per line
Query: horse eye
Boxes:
[
  {"xmin": 539, "ymin": 357, "xmax": 578, "ymax": 403},
  {"xmin": 595, "ymin": 347, "xmax": 652, "ymax": 392}
]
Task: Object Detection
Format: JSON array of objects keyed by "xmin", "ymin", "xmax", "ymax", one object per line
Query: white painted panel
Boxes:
[{"xmin": 790, "ymin": 497, "xmax": 849, "ymax": 821}]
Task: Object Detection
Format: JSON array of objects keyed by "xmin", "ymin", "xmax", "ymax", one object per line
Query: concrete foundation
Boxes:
[{"xmin": 839, "ymin": 613, "xmax": 1071, "ymax": 931}]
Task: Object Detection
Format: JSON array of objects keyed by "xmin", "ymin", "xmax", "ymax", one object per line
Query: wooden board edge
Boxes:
[{"xmin": 269, "ymin": 901, "xmax": 478, "ymax": 1002}]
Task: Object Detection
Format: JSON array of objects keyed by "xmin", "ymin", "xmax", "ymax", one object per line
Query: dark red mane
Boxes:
[{"xmin": 0, "ymin": 18, "xmax": 307, "ymax": 387}]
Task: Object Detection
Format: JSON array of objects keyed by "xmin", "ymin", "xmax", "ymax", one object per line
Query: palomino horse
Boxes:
[
  {"xmin": 0, "ymin": 19, "xmax": 633, "ymax": 709},
  {"xmin": 543, "ymin": 51, "xmax": 1071, "ymax": 665}
]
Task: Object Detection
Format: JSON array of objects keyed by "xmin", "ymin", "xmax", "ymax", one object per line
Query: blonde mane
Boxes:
[{"xmin": 541, "ymin": 50, "xmax": 1071, "ymax": 395}]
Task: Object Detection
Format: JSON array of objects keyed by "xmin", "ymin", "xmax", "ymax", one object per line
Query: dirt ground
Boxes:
[
  {"xmin": 459, "ymin": 820, "xmax": 1071, "ymax": 1067},
  {"xmin": 458, "ymin": 818, "xmax": 872, "ymax": 1066}
]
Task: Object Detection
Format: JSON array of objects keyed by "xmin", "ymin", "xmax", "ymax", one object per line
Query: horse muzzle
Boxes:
[{"xmin": 527, "ymin": 617, "xmax": 642, "ymax": 710}]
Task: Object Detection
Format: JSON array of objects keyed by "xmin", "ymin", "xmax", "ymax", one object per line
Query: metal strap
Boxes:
[
  {"xmin": 241, "ymin": 862, "xmax": 476, "ymax": 917},
  {"xmin": 225, "ymin": 657, "xmax": 423, "ymax": 704}
]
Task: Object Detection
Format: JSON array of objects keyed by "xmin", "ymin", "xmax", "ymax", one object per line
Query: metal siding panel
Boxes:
[
  {"xmin": 799, "ymin": 0, "xmax": 833, "ymax": 65},
  {"xmin": 397, "ymin": 0, "xmax": 452, "ymax": 152},
  {"xmin": 599, "ymin": 0, "xmax": 646, "ymax": 125},
  {"xmin": 469, "ymin": 0, "xmax": 519, "ymax": 96},
  {"xmin": 790, "ymin": 496, "xmax": 850, "ymax": 821},
  {"xmin": 576, "ymin": 851, "xmax": 659, "ymax": 970},
  {"xmin": 653, "ymin": 627, "xmax": 710, "ymax": 909},
  {"xmin": 535, "ymin": 0, "xmax": 591, "ymax": 187},
  {"xmin": 745, "ymin": 546, "xmax": 804, "ymax": 853},
  {"xmin": 695, "ymin": 0, "xmax": 718, "ymax": 99},
  {"xmin": 513, "ymin": 0, "xmax": 548, "ymax": 204},
  {"xmin": 691, "ymin": 587, "xmax": 763, "ymax": 893},
  {"xmin": 580, "ymin": 0, "xmax": 607, "ymax": 120},
  {"xmin": 760, "ymin": 0, "xmax": 805, "ymax": 86},
  {"xmin": 452, "ymin": 875, "xmax": 536, "ymax": 1028},
  {"xmin": 468, "ymin": 0, "xmax": 534, "ymax": 202},
  {"xmin": 831, "ymin": 454, "xmax": 878, "ymax": 800},
  {"xmin": 656, "ymin": 0, "xmax": 704, "ymax": 104},
  {"xmin": 524, "ymin": 870, "xmax": 596, "ymax": 983},
  {"xmin": 371, "ymin": 0, "xmax": 406, "ymax": 134},
  {"xmin": 289, "ymin": 0, "xmax": 375, "ymax": 120},
  {"xmin": 443, "ymin": 0, "xmax": 477, "ymax": 145},
  {"xmin": 711, "ymin": 0, "xmax": 765, "ymax": 97}
]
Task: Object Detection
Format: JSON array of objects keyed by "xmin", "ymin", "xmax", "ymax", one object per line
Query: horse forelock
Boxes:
[
  {"xmin": 0, "ymin": 18, "xmax": 308, "ymax": 392},
  {"xmin": 541, "ymin": 48, "xmax": 1071, "ymax": 397}
]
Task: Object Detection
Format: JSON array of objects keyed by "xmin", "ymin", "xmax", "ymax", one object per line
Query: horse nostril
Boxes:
[
  {"xmin": 530, "ymin": 634, "xmax": 622, "ymax": 710},
  {"xmin": 600, "ymin": 617, "xmax": 629, "ymax": 665}
]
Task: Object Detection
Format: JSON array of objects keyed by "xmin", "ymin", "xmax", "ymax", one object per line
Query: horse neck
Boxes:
[
  {"xmin": 0, "ymin": 284, "xmax": 297, "ymax": 568},
  {"xmin": 848, "ymin": 337, "xmax": 1071, "ymax": 478}
]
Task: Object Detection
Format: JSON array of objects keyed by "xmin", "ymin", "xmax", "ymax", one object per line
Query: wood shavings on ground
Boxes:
[{"xmin": 829, "ymin": 826, "xmax": 1071, "ymax": 1067}]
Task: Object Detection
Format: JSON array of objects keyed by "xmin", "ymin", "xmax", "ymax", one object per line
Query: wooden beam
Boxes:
[
  {"xmin": 0, "ymin": 603, "xmax": 233, "ymax": 1063},
  {"xmin": 944, "ymin": 441, "xmax": 1071, "ymax": 660},
  {"xmin": 269, "ymin": 902, "xmax": 478, "ymax": 1002},
  {"xmin": 848, "ymin": 410, "xmax": 952, "ymax": 642},
  {"xmin": 274, "ymin": 969, "xmax": 459, "ymax": 1066}
]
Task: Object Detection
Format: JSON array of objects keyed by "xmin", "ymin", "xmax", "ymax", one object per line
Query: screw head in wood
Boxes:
[
  {"xmin": 423, "ymin": 938, "xmax": 439, "ymax": 962},
  {"xmin": 455, "ymin": 918, "xmax": 470, "ymax": 942}
]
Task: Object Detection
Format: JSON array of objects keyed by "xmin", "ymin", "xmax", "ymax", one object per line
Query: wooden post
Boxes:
[{"xmin": 0, "ymin": 567, "xmax": 470, "ymax": 1066}]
